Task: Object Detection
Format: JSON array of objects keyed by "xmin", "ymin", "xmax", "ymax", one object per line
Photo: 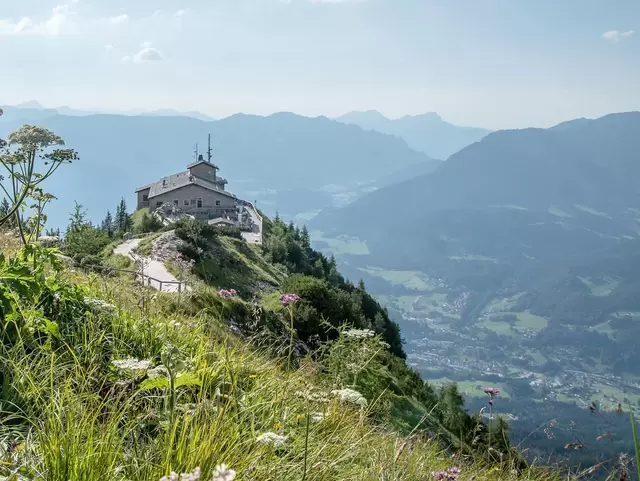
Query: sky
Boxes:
[{"xmin": 0, "ymin": 0, "xmax": 638, "ymax": 130}]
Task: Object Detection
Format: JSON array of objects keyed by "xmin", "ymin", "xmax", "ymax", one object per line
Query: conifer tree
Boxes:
[
  {"xmin": 300, "ymin": 225, "xmax": 311, "ymax": 248},
  {"xmin": 115, "ymin": 198, "xmax": 132, "ymax": 233},
  {"xmin": 101, "ymin": 210, "xmax": 114, "ymax": 238}
]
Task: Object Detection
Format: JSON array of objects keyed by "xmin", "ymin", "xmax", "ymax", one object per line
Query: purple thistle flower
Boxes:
[
  {"xmin": 483, "ymin": 387, "xmax": 500, "ymax": 397},
  {"xmin": 280, "ymin": 293, "xmax": 301, "ymax": 307},
  {"xmin": 218, "ymin": 289, "xmax": 238, "ymax": 299},
  {"xmin": 431, "ymin": 467, "xmax": 461, "ymax": 480}
]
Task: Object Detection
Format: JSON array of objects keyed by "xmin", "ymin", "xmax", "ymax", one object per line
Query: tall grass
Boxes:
[{"xmin": 0, "ymin": 255, "xmax": 565, "ymax": 481}]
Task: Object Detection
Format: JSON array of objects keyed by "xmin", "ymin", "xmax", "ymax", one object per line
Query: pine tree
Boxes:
[
  {"xmin": 101, "ymin": 210, "xmax": 114, "ymax": 238},
  {"xmin": 115, "ymin": 198, "xmax": 131, "ymax": 233},
  {"xmin": 300, "ymin": 225, "xmax": 311, "ymax": 249},
  {"xmin": 68, "ymin": 201, "xmax": 87, "ymax": 232},
  {"xmin": 0, "ymin": 197, "xmax": 8, "ymax": 217}
]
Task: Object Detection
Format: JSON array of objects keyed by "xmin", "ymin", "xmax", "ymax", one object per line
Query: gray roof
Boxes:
[
  {"xmin": 187, "ymin": 159, "xmax": 218, "ymax": 169},
  {"xmin": 208, "ymin": 218, "xmax": 236, "ymax": 225},
  {"xmin": 146, "ymin": 171, "xmax": 236, "ymax": 199},
  {"xmin": 135, "ymin": 183, "xmax": 153, "ymax": 192}
]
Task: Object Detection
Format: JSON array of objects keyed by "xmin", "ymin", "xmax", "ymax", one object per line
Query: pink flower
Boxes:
[
  {"xmin": 280, "ymin": 293, "xmax": 301, "ymax": 307},
  {"xmin": 431, "ymin": 467, "xmax": 461, "ymax": 480},
  {"xmin": 483, "ymin": 387, "xmax": 500, "ymax": 397},
  {"xmin": 218, "ymin": 289, "xmax": 238, "ymax": 299}
]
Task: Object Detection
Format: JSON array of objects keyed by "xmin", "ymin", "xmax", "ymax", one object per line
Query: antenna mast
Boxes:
[
  {"xmin": 194, "ymin": 143, "xmax": 199, "ymax": 161},
  {"xmin": 207, "ymin": 134, "xmax": 213, "ymax": 162}
]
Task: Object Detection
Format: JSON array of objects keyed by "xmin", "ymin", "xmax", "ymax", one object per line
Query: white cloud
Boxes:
[
  {"xmin": 0, "ymin": 3, "xmax": 76, "ymax": 36},
  {"xmin": 110, "ymin": 14, "xmax": 129, "ymax": 25},
  {"xmin": 309, "ymin": 0, "xmax": 367, "ymax": 3},
  {"xmin": 602, "ymin": 30, "xmax": 634, "ymax": 42},
  {"xmin": 140, "ymin": 40, "xmax": 152, "ymax": 48},
  {"xmin": 105, "ymin": 43, "xmax": 114, "ymax": 50},
  {"xmin": 174, "ymin": 10, "xmax": 187, "ymax": 17},
  {"xmin": 132, "ymin": 47, "xmax": 164, "ymax": 62}
]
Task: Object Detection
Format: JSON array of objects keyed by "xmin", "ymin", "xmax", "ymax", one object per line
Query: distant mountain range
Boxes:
[
  {"xmin": 0, "ymin": 110, "xmax": 437, "ymax": 229},
  {"xmin": 311, "ymin": 111, "xmax": 640, "ymax": 464},
  {"xmin": 336, "ymin": 110, "xmax": 491, "ymax": 159},
  {"xmin": 312, "ymin": 110, "xmax": 640, "ymax": 376},
  {"xmin": 0, "ymin": 101, "xmax": 215, "ymax": 122}
]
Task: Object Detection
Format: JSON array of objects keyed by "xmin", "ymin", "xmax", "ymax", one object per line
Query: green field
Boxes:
[
  {"xmin": 310, "ymin": 230, "xmax": 370, "ymax": 255},
  {"xmin": 359, "ymin": 267, "xmax": 436, "ymax": 291},
  {"xmin": 578, "ymin": 276, "xmax": 620, "ymax": 296},
  {"xmin": 513, "ymin": 311, "xmax": 548, "ymax": 331},
  {"xmin": 428, "ymin": 378, "xmax": 512, "ymax": 400}
]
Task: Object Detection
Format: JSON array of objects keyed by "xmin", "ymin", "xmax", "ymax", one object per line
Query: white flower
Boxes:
[
  {"xmin": 331, "ymin": 388, "xmax": 367, "ymax": 407},
  {"xmin": 147, "ymin": 366, "xmax": 170, "ymax": 379},
  {"xmin": 255, "ymin": 432, "xmax": 288, "ymax": 447},
  {"xmin": 112, "ymin": 358, "xmax": 153, "ymax": 371},
  {"xmin": 169, "ymin": 320, "xmax": 182, "ymax": 327},
  {"xmin": 159, "ymin": 473, "xmax": 179, "ymax": 481},
  {"xmin": 343, "ymin": 328, "xmax": 375, "ymax": 339},
  {"xmin": 179, "ymin": 467, "xmax": 201, "ymax": 481},
  {"xmin": 311, "ymin": 412, "xmax": 326, "ymax": 423},
  {"xmin": 212, "ymin": 464, "xmax": 236, "ymax": 481},
  {"xmin": 84, "ymin": 297, "xmax": 117, "ymax": 315}
]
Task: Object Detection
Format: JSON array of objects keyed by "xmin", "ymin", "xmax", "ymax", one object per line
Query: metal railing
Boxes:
[{"xmin": 83, "ymin": 264, "xmax": 188, "ymax": 293}]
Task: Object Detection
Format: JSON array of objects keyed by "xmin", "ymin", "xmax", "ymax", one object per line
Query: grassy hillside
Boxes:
[{"xmin": 0, "ymin": 217, "xmax": 577, "ymax": 481}]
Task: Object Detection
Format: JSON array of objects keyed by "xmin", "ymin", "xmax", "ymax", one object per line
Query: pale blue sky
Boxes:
[{"xmin": 1, "ymin": 0, "xmax": 638, "ymax": 129}]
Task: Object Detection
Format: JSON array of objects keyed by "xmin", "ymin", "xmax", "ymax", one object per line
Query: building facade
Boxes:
[{"xmin": 135, "ymin": 157, "xmax": 237, "ymax": 220}]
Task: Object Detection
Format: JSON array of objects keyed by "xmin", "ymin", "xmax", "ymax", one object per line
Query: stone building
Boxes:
[{"xmin": 135, "ymin": 156, "xmax": 238, "ymax": 220}]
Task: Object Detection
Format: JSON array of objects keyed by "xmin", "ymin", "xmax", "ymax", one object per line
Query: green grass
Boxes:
[
  {"xmin": 135, "ymin": 232, "xmax": 162, "ymax": 256},
  {"xmin": 483, "ymin": 320, "xmax": 516, "ymax": 336},
  {"xmin": 513, "ymin": 312, "xmax": 548, "ymax": 331},
  {"xmin": 358, "ymin": 267, "xmax": 436, "ymax": 291},
  {"xmin": 577, "ymin": 275, "xmax": 620, "ymax": 296},
  {"xmin": 310, "ymin": 230, "xmax": 370, "ymax": 256},
  {"xmin": 0, "ymin": 235, "xmax": 562, "ymax": 481},
  {"xmin": 429, "ymin": 378, "xmax": 512, "ymax": 400}
]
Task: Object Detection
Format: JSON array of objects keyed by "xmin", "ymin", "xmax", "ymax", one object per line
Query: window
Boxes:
[
  {"xmin": 184, "ymin": 199, "xmax": 189, "ymax": 206},
  {"xmin": 162, "ymin": 179, "xmax": 167, "ymax": 187},
  {"xmin": 156, "ymin": 202, "xmax": 162, "ymax": 207},
  {"xmin": 190, "ymin": 199, "xmax": 196, "ymax": 205},
  {"xmin": 173, "ymin": 199, "xmax": 179, "ymax": 206},
  {"xmin": 197, "ymin": 198, "xmax": 203, "ymax": 208},
  {"xmin": 215, "ymin": 200, "xmax": 221, "ymax": 206},
  {"xmin": 142, "ymin": 194, "xmax": 149, "ymax": 202}
]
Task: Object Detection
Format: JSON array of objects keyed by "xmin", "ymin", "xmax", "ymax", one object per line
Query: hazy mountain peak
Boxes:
[{"xmin": 16, "ymin": 100, "xmax": 45, "ymax": 110}]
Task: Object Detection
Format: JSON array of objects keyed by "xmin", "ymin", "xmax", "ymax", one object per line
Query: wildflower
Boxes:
[
  {"xmin": 483, "ymin": 387, "xmax": 500, "ymax": 397},
  {"xmin": 431, "ymin": 466, "xmax": 461, "ymax": 480},
  {"xmin": 255, "ymin": 432, "xmax": 288, "ymax": 447},
  {"xmin": 147, "ymin": 365, "xmax": 170, "ymax": 379},
  {"xmin": 180, "ymin": 467, "xmax": 201, "ymax": 481},
  {"xmin": 218, "ymin": 289, "xmax": 238, "ymax": 299},
  {"xmin": 84, "ymin": 297, "xmax": 117, "ymax": 315},
  {"xmin": 343, "ymin": 328, "xmax": 375, "ymax": 339},
  {"xmin": 112, "ymin": 358, "xmax": 153, "ymax": 371},
  {"xmin": 169, "ymin": 320, "xmax": 182, "ymax": 328},
  {"xmin": 159, "ymin": 473, "xmax": 179, "ymax": 481},
  {"xmin": 280, "ymin": 293, "xmax": 301, "ymax": 307},
  {"xmin": 212, "ymin": 464, "xmax": 236, "ymax": 481},
  {"xmin": 331, "ymin": 388, "xmax": 367, "ymax": 408},
  {"xmin": 294, "ymin": 389, "xmax": 330, "ymax": 403},
  {"xmin": 311, "ymin": 412, "xmax": 326, "ymax": 423}
]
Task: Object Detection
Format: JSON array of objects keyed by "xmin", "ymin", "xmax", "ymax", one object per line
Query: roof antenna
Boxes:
[
  {"xmin": 207, "ymin": 133, "xmax": 213, "ymax": 162},
  {"xmin": 194, "ymin": 143, "xmax": 199, "ymax": 162}
]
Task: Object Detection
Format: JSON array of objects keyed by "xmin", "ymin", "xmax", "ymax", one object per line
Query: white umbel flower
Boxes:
[
  {"xmin": 255, "ymin": 432, "xmax": 288, "ymax": 447},
  {"xmin": 212, "ymin": 464, "xmax": 236, "ymax": 481},
  {"xmin": 343, "ymin": 328, "xmax": 375, "ymax": 339},
  {"xmin": 112, "ymin": 358, "xmax": 153, "ymax": 371},
  {"xmin": 84, "ymin": 297, "xmax": 117, "ymax": 315},
  {"xmin": 331, "ymin": 388, "xmax": 368, "ymax": 407},
  {"xmin": 179, "ymin": 467, "xmax": 201, "ymax": 481}
]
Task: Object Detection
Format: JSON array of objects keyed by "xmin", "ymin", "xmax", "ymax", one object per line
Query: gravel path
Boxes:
[{"xmin": 114, "ymin": 238, "xmax": 186, "ymax": 293}]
